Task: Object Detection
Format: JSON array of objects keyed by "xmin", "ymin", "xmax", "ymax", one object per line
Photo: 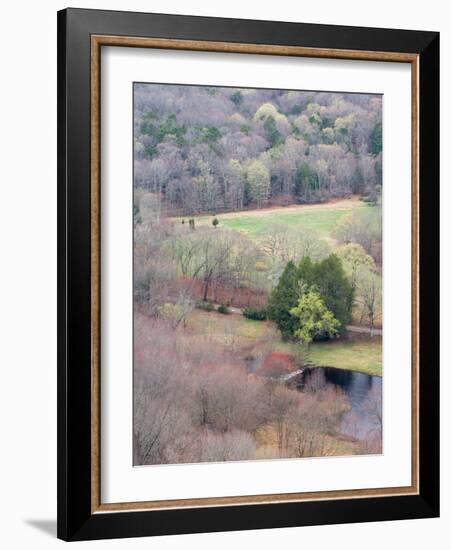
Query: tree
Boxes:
[
  {"xmin": 254, "ymin": 102, "xmax": 279, "ymax": 122},
  {"xmin": 158, "ymin": 291, "xmax": 194, "ymax": 330},
  {"xmin": 335, "ymin": 243, "xmax": 375, "ymax": 293},
  {"xmin": 333, "ymin": 207, "xmax": 382, "ymax": 261},
  {"xmin": 175, "ymin": 227, "xmax": 258, "ymax": 303},
  {"xmin": 134, "ymin": 85, "xmax": 383, "ymax": 211},
  {"xmin": 268, "ymin": 385, "xmax": 299, "ymax": 454},
  {"xmin": 223, "ymin": 159, "xmax": 244, "ymax": 209},
  {"xmin": 230, "ymin": 90, "xmax": 243, "ymax": 107},
  {"xmin": 369, "ymin": 120, "xmax": 382, "ymax": 155},
  {"xmin": 247, "ymin": 160, "xmax": 270, "ymax": 208},
  {"xmin": 296, "ymin": 255, "xmax": 353, "ymax": 331},
  {"xmin": 267, "ymin": 261, "xmax": 302, "ymax": 339},
  {"xmin": 200, "ymin": 430, "xmax": 257, "ymax": 462},
  {"xmin": 357, "ymin": 267, "xmax": 382, "ymax": 336},
  {"xmin": 264, "ymin": 115, "xmax": 282, "ymax": 147},
  {"xmin": 195, "ymin": 159, "xmax": 220, "ymax": 213},
  {"xmin": 308, "ymin": 255, "xmax": 354, "ymax": 330},
  {"xmin": 290, "ymin": 289, "xmax": 340, "ymax": 348},
  {"xmin": 212, "ymin": 217, "xmax": 219, "ymax": 228},
  {"xmin": 295, "ymin": 162, "xmax": 318, "ymax": 198},
  {"xmin": 268, "ymin": 255, "xmax": 353, "ymax": 338}
]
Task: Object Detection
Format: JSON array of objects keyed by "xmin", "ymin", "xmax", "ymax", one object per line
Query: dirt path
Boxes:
[{"xmin": 346, "ymin": 325, "xmax": 382, "ymax": 336}]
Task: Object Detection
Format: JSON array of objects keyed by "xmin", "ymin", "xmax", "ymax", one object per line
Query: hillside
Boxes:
[{"xmin": 134, "ymin": 85, "xmax": 382, "ymax": 217}]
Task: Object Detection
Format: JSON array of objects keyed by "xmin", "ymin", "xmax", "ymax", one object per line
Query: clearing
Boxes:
[{"xmin": 185, "ymin": 196, "xmax": 368, "ymax": 240}]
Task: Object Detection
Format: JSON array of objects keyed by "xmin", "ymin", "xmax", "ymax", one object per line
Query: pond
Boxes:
[{"xmin": 297, "ymin": 366, "xmax": 383, "ymax": 442}]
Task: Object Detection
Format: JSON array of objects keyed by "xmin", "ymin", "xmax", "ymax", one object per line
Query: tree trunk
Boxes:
[{"xmin": 203, "ymin": 275, "xmax": 211, "ymax": 302}]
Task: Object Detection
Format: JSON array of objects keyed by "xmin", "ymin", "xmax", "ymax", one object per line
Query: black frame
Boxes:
[{"xmin": 57, "ymin": 8, "xmax": 439, "ymax": 541}]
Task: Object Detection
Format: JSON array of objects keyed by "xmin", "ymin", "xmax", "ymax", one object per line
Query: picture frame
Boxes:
[{"xmin": 57, "ymin": 7, "xmax": 439, "ymax": 541}]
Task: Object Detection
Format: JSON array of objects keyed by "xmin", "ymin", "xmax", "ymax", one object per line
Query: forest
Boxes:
[
  {"xmin": 134, "ymin": 84, "xmax": 382, "ymax": 216},
  {"xmin": 133, "ymin": 84, "xmax": 383, "ymax": 466}
]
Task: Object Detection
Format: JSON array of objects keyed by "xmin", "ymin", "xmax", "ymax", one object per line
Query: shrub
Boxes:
[
  {"xmin": 197, "ymin": 300, "xmax": 215, "ymax": 312},
  {"xmin": 261, "ymin": 352, "xmax": 295, "ymax": 376},
  {"xmin": 217, "ymin": 303, "xmax": 230, "ymax": 314},
  {"xmin": 243, "ymin": 307, "xmax": 267, "ymax": 321}
]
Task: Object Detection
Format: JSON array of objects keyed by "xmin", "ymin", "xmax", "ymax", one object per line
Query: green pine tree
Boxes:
[
  {"xmin": 267, "ymin": 261, "xmax": 301, "ymax": 339},
  {"xmin": 312, "ymin": 254, "xmax": 354, "ymax": 330}
]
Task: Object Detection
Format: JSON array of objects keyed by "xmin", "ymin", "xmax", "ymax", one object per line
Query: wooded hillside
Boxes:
[{"xmin": 134, "ymin": 84, "xmax": 382, "ymax": 216}]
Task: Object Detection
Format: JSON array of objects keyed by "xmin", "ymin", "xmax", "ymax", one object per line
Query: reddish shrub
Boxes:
[{"xmin": 261, "ymin": 352, "xmax": 295, "ymax": 376}]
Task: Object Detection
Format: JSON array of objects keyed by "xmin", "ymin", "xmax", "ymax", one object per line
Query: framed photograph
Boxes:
[{"xmin": 57, "ymin": 8, "xmax": 439, "ymax": 541}]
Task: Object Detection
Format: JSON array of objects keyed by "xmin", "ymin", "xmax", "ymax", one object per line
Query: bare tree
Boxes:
[
  {"xmin": 200, "ymin": 429, "xmax": 257, "ymax": 462},
  {"xmin": 357, "ymin": 267, "xmax": 382, "ymax": 336}
]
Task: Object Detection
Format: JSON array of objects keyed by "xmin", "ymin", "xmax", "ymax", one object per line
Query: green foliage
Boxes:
[
  {"xmin": 141, "ymin": 112, "xmax": 186, "ymax": 152},
  {"xmin": 369, "ymin": 120, "xmax": 383, "ymax": 156},
  {"xmin": 144, "ymin": 144, "xmax": 157, "ymax": 158},
  {"xmin": 263, "ymin": 115, "xmax": 282, "ymax": 147},
  {"xmin": 202, "ymin": 125, "xmax": 221, "ymax": 144},
  {"xmin": 217, "ymin": 303, "xmax": 230, "ymax": 314},
  {"xmin": 243, "ymin": 307, "xmax": 267, "ymax": 321},
  {"xmin": 295, "ymin": 163, "xmax": 319, "ymax": 196},
  {"xmin": 290, "ymin": 289, "xmax": 340, "ymax": 347},
  {"xmin": 254, "ymin": 102, "xmax": 279, "ymax": 122},
  {"xmin": 230, "ymin": 91, "xmax": 243, "ymax": 107},
  {"xmin": 240, "ymin": 124, "xmax": 251, "ymax": 135},
  {"xmin": 267, "ymin": 261, "xmax": 301, "ymax": 338},
  {"xmin": 197, "ymin": 300, "xmax": 214, "ymax": 312},
  {"xmin": 289, "ymin": 104, "xmax": 303, "ymax": 115},
  {"xmin": 212, "ymin": 217, "xmax": 219, "ymax": 228},
  {"xmin": 134, "ymin": 85, "xmax": 383, "ymax": 213},
  {"xmin": 298, "ymin": 255, "xmax": 354, "ymax": 330},
  {"xmin": 356, "ymin": 267, "xmax": 382, "ymax": 331},
  {"xmin": 158, "ymin": 302, "xmax": 191, "ymax": 329},
  {"xmin": 268, "ymin": 255, "xmax": 353, "ymax": 338},
  {"xmin": 335, "ymin": 243, "xmax": 375, "ymax": 291}
]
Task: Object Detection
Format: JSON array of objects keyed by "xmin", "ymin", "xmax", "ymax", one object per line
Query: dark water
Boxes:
[{"xmin": 298, "ymin": 367, "xmax": 382, "ymax": 441}]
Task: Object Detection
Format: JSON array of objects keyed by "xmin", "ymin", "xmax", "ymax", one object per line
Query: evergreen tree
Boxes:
[
  {"xmin": 297, "ymin": 256, "xmax": 315, "ymax": 285},
  {"xmin": 267, "ymin": 261, "xmax": 301, "ymax": 339},
  {"xmin": 264, "ymin": 115, "xmax": 282, "ymax": 147},
  {"xmin": 269, "ymin": 255, "xmax": 353, "ymax": 339},
  {"xmin": 369, "ymin": 120, "xmax": 383, "ymax": 156},
  {"xmin": 310, "ymin": 255, "xmax": 354, "ymax": 330}
]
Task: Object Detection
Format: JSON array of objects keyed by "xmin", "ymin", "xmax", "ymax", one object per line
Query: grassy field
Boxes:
[
  {"xmin": 186, "ymin": 309, "xmax": 382, "ymax": 377},
  {"xmin": 188, "ymin": 197, "xmax": 368, "ymax": 240},
  {"xmin": 187, "ymin": 309, "xmax": 273, "ymax": 345},
  {"xmin": 308, "ymin": 338, "xmax": 382, "ymax": 376}
]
